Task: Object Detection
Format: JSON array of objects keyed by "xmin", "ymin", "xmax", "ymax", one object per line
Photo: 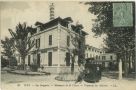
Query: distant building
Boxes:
[
  {"xmin": 17, "ymin": 17, "xmax": 88, "ymax": 73},
  {"xmin": 100, "ymin": 53, "xmax": 117, "ymax": 61},
  {"xmin": 85, "ymin": 45, "xmax": 117, "ymax": 68},
  {"xmin": 100, "ymin": 53, "xmax": 117, "ymax": 68},
  {"xmin": 85, "ymin": 45, "xmax": 105, "ymax": 59}
]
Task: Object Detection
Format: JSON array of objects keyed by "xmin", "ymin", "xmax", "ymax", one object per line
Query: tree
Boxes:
[
  {"xmin": 1, "ymin": 56, "xmax": 9, "ymax": 67},
  {"xmin": 86, "ymin": 2, "xmax": 135, "ymax": 77},
  {"xmin": 1, "ymin": 37, "xmax": 16, "ymax": 67},
  {"xmin": 68, "ymin": 24, "xmax": 86, "ymax": 74},
  {"xmin": 9, "ymin": 23, "xmax": 35, "ymax": 70}
]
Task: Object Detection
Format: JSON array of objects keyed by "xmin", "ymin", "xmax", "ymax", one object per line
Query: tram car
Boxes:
[{"xmin": 84, "ymin": 58, "xmax": 102, "ymax": 83}]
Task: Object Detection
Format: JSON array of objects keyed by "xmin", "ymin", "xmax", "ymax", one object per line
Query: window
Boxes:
[
  {"xmin": 99, "ymin": 56, "xmax": 100, "ymax": 59},
  {"xmin": 110, "ymin": 56, "xmax": 113, "ymax": 60},
  {"xmin": 67, "ymin": 36, "xmax": 70, "ymax": 46},
  {"xmin": 38, "ymin": 38, "xmax": 40, "ymax": 47},
  {"xmin": 96, "ymin": 55, "xmax": 98, "ymax": 59},
  {"xmin": 102, "ymin": 56, "xmax": 106, "ymax": 60},
  {"xmin": 89, "ymin": 48, "xmax": 90, "ymax": 50},
  {"xmin": 86, "ymin": 53, "xmax": 88, "ymax": 58},
  {"xmin": 36, "ymin": 38, "xmax": 40, "ymax": 48},
  {"xmin": 90, "ymin": 54, "xmax": 92, "ymax": 58},
  {"xmin": 49, "ymin": 35, "xmax": 52, "ymax": 45}
]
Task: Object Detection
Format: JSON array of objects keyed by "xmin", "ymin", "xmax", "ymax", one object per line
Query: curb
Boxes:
[{"xmin": 7, "ymin": 70, "xmax": 50, "ymax": 76}]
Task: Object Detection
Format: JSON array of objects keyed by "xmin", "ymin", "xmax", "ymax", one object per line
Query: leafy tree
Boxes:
[
  {"xmin": 9, "ymin": 23, "xmax": 35, "ymax": 70},
  {"xmin": 86, "ymin": 2, "xmax": 135, "ymax": 77},
  {"xmin": 1, "ymin": 37, "xmax": 16, "ymax": 67}
]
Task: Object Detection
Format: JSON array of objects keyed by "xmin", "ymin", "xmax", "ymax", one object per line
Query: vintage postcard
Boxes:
[{"xmin": 0, "ymin": 0, "xmax": 136, "ymax": 90}]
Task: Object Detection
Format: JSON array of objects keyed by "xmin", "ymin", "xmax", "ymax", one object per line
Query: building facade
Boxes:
[
  {"xmin": 85, "ymin": 45, "xmax": 117, "ymax": 68},
  {"xmin": 85, "ymin": 45, "xmax": 105, "ymax": 59},
  {"xmin": 17, "ymin": 17, "xmax": 87, "ymax": 73}
]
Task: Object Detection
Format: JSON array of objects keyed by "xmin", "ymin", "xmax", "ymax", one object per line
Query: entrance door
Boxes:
[
  {"xmin": 66, "ymin": 52, "xmax": 70, "ymax": 66},
  {"xmin": 28, "ymin": 55, "xmax": 31, "ymax": 66},
  {"xmin": 37, "ymin": 54, "xmax": 40, "ymax": 67},
  {"xmin": 48, "ymin": 52, "xmax": 52, "ymax": 66}
]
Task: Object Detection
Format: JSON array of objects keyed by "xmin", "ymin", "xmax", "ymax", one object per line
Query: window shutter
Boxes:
[{"xmin": 49, "ymin": 35, "xmax": 52, "ymax": 45}]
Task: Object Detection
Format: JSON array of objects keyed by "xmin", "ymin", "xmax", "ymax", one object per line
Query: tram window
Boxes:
[
  {"xmin": 102, "ymin": 56, "xmax": 106, "ymax": 60},
  {"xmin": 110, "ymin": 56, "xmax": 113, "ymax": 60}
]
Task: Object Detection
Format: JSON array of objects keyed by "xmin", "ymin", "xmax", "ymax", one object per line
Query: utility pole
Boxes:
[
  {"xmin": 118, "ymin": 59, "xmax": 122, "ymax": 80},
  {"xmin": 134, "ymin": 26, "xmax": 136, "ymax": 79}
]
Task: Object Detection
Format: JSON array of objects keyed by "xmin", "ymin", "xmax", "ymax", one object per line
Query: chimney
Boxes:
[
  {"xmin": 50, "ymin": 3, "xmax": 55, "ymax": 20},
  {"xmin": 37, "ymin": 26, "xmax": 40, "ymax": 33},
  {"xmin": 68, "ymin": 22, "xmax": 72, "ymax": 30}
]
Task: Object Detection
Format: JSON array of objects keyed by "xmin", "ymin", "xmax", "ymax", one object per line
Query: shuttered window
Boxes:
[
  {"xmin": 67, "ymin": 36, "xmax": 70, "ymax": 46},
  {"xmin": 36, "ymin": 38, "xmax": 40, "ymax": 48},
  {"xmin": 49, "ymin": 35, "xmax": 52, "ymax": 45}
]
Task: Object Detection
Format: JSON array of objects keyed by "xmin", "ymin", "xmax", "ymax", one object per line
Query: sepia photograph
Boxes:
[{"xmin": 0, "ymin": 1, "xmax": 136, "ymax": 90}]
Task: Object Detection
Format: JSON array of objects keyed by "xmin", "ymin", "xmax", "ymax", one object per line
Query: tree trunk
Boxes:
[
  {"xmin": 9, "ymin": 58, "xmax": 11, "ymax": 68},
  {"xmin": 71, "ymin": 56, "xmax": 75, "ymax": 74},
  {"xmin": 124, "ymin": 52, "xmax": 128, "ymax": 77},
  {"xmin": 133, "ymin": 50, "xmax": 136, "ymax": 79},
  {"xmin": 128, "ymin": 55, "xmax": 131, "ymax": 73}
]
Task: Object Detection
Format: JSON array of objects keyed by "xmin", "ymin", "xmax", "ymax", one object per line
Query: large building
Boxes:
[{"xmin": 17, "ymin": 17, "xmax": 88, "ymax": 73}]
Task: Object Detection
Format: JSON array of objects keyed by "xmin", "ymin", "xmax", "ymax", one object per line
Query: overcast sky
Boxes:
[{"xmin": 0, "ymin": 1, "xmax": 105, "ymax": 48}]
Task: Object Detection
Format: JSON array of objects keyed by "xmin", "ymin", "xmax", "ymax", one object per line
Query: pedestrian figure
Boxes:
[{"xmin": 76, "ymin": 65, "xmax": 86, "ymax": 83}]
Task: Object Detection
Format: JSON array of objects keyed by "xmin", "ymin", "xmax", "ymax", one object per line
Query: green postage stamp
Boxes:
[{"xmin": 113, "ymin": 3, "xmax": 133, "ymax": 27}]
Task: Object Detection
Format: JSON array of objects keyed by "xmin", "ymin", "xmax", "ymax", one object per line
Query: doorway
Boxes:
[
  {"xmin": 28, "ymin": 55, "xmax": 31, "ymax": 66},
  {"xmin": 66, "ymin": 52, "xmax": 70, "ymax": 66},
  {"xmin": 48, "ymin": 52, "xmax": 52, "ymax": 66},
  {"xmin": 37, "ymin": 54, "xmax": 40, "ymax": 67}
]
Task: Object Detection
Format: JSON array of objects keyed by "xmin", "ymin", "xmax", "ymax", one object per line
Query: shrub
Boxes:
[
  {"xmin": 30, "ymin": 64, "xmax": 38, "ymax": 72},
  {"xmin": 17, "ymin": 64, "xmax": 24, "ymax": 70},
  {"xmin": 1, "ymin": 57, "xmax": 9, "ymax": 67},
  {"xmin": 10, "ymin": 57, "xmax": 17, "ymax": 66}
]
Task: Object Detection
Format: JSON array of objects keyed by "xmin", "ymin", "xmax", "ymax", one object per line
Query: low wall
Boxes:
[{"xmin": 43, "ymin": 66, "xmax": 79, "ymax": 74}]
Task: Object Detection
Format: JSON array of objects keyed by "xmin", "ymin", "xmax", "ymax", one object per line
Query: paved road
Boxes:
[{"xmin": 1, "ymin": 72, "xmax": 136, "ymax": 90}]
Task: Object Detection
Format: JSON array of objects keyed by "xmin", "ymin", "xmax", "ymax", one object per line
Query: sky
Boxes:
[{"xmin": 0, "ymin": 1, "xmax": 105, "ymax": 48}]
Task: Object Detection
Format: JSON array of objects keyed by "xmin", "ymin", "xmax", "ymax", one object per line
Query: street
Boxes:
[{"xmin": 1, "ymin": 72, "xmax": 136, "ymax": 90}]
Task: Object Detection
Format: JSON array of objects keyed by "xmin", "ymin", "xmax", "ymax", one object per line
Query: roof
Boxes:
[
  {"xmin": 30, "ymin": 17, "xmax": 88, "ymax": 35},
  {"xmin": 85, "ymin": 45, "xmax": 101, "ymax": 50}
]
